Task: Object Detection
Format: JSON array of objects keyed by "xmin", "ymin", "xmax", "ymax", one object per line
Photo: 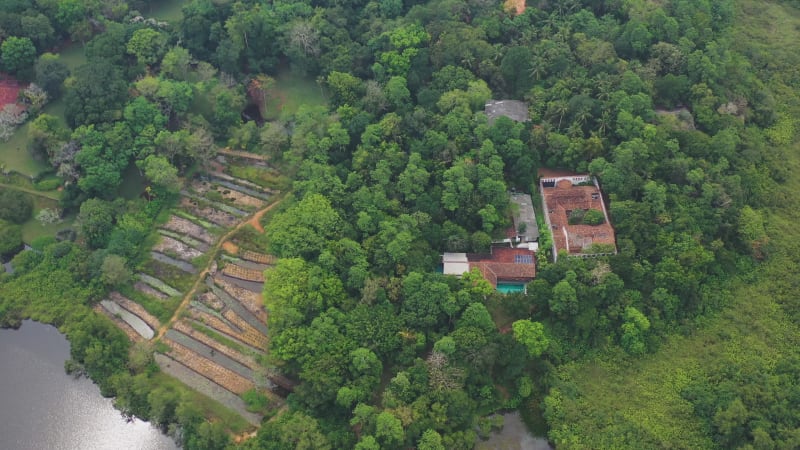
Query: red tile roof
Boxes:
[
  {"xmin": 466, "ymin": 247, "xmax": 536, "ymax": 287},
  {"xmin": 540, "ymin": 175, "xmax": 616, "ymax": 257}
]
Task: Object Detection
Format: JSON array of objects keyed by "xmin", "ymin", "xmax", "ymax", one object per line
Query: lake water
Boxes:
[{"xmin": 0, "ymin": 320, "xmax": 177, "ymax": 450}]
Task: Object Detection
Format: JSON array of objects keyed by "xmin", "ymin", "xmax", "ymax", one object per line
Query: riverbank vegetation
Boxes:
[{"xmin": 0, "ymin": 0, "xmax": 797, "ymax": 448}]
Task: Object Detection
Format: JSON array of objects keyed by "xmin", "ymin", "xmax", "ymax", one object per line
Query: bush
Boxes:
[
  {"xmin": 0, "ymin": 220, "xmax": 23, "ymax": 255},
  {"xmin": 34, "ymin": 178, "xmax": 61, "ymax": 191},
  {"xmin": 568, "ymin": 209, "xmax": 586, "ymax": 225},
  {"xmin": 583, "ymin": 209, "xmax": 605, "ymax": 225},
  {"xmin": 0, "ymin": 189, "xmax": 33, "ymax": 224}
]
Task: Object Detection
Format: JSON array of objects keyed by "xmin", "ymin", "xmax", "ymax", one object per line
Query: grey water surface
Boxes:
[{"xmin": 0, "ymin": 320, "xmax": 177, "ymax": 450}]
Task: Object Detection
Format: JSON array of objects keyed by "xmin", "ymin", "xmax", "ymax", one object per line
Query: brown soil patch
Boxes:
[
  {"xmin": 222, "ymin": 241, "xmax": 239, "ymax": 254},
  {"xmin": 246, "ymin": 207, "xmax": 268, "ymax": 232},
  {"xmin": 504, "ymin": 0, "xmax": 525, "ymax": 16}
]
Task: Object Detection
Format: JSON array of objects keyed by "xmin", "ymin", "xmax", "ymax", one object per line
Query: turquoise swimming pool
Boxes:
[{"xmin": 496, "ymin": 282, "xmax": 526, "ymax": 294}]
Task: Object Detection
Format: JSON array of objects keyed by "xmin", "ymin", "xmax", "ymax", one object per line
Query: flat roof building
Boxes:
[
  {"xmin": 509, "ymin": 192, "xmax": 539, "ymax": 243},
  {"xmin": 485, "ymin": 100, "xmax": 530, "ymax": 123}
]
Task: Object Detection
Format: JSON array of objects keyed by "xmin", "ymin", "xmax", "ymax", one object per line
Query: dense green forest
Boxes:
[{"xmin": 0, "ymin": 0, "xmax": 798, "ymax": 448}]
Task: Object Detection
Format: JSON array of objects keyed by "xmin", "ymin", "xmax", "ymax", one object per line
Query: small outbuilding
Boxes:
[{"xmin": 485, "ymin": 100, "xmax": 530, "ymax": 123}]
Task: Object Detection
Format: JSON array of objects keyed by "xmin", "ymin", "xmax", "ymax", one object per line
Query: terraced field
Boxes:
[{"xmin": 101, "ymin": 155, "xmax": 286, "ymax": 427}]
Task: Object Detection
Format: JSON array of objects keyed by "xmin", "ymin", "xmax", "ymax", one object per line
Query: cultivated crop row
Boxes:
[
  {"xmin": 99, "ymin": 300, "xmax": 154, "ymax": 339},
  {"xmin": 222, "ymin": 309, "xmax": 269, "ymax": 350},
  {"xmin": 178, "ymin": 197, "xmax": 239, "ymax": 227},
  {"xmin": 173, "ymin": 320, "xmax": 258, "ymax": 370},
  {"xmin": 162, "ymin": 215, "xmax": 215, "ymax": 244},
  {"xmin": 158, "ymin": 229, "xmax": 210, "ymax": 252},
  {"xmin": 187, "ymin": 306, "xmax": 261, "ymax": 352},
  {"xmin": 154, "ymin": 236, "xmax": 204, "ymax": 261},
  {"xmin": 94, "ymin": 304, "xmax": 143, "ymax": 342},
  {"xmin": 134, "ymin": 281, "xmax": 168, "ymax": 299},
  {"xmin": 154, "ymin": 353, "xmax": 262, "ymax": 426},
  {"xmin": 165, "ymin": 329, "xmax": 254, "ymax": 380},
  {"xmin": 241, "ymin": 250, "xmax": 275, "ymax": 265},
  {"xmin": 222, "ymin": 264, "xmax": 264, "ymax": 283},
  {"xmin": 164, "ymin": 339, "xmax": 254, "ymax": 394},
  {"xmin": 137, "ymin": 273, "xmax": 182, "ymax": 297},
  {"xmin": 214, "ymin": 276, "xmax": 268, "ymax": 323},
  {"xmin": 111, "ymin": 292, "xmax": 161, "ymax": 331}
]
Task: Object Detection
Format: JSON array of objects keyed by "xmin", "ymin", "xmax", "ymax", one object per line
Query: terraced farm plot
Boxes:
[
  {"xmin": 198, "ymin": 291, "xmax": 225, "ymax": 311},
  {"xmin": 190, "ymin": 180, "xmax": 265, "ymax": 209},
  {"xmin": 133, "ymin": 281, "xmax": 166, "ymax": 300},
  {"xmin": 187, "ymin": 307, "xmax": 262, "ymax": 353},
  {"xmin": 110, "ymin": 292, "xmax": 161, "ymax": 331},
  {"xmin": 155, "ymin": 353, "xmax": 262, "ymax": 426},
  {"xmin": 158, "ymin": 229, "xmax": 210, "ymax": 252},
  {"xmin": 99, "ymin": 300, "xmax": 154, "ymax": 339},
  {"xmin": 165, "ymin": 329, "xmax": 254, "ymax": 379},
  {"xmin": 164, "ymin": 339, "xmax": 254, "ymax": 394},
  {"xmin": 241, "ymin": 251, "xmax": 276, "ymax": 265},
  {"xmin": 222, "ymin": 255, "xmax": 269, "ymax": 272},
  {"xmin": 138, "ymin": 273, "xmax": 182, "ymax": 297},
  {"xmin": 211, "ymin": 171, "xmax": 277, "ymax": 194},
  {"xmin": 162, "ymin": 215, "xmax": 215, "ymax": 244},
  {"xmin": 179, "ymin": 197, "xmax": 239, "ymax": 227},
  {"xmin": 95, "ymin": 304, "xmax": 144, "ymax": 342},
  {"xmin": 210, "ymin": 178, "xmax": 272, "ymax": 201},
  {"xmin": 223, "ymin": 309, "xmax": 269, "ymax": 350},
  {"xmin": 173, "ymin": 320, "xmax": 259, "ymax": 370},
  {"xmin": 222, "ymin": 264, "xmax": 265, "ymax": 283},
  {"xmin": 214, "ymin": 276, "xmax": 268, "ymax": 324},
  {"xmin": 207, "ymin": 281, "xmax": 268, "ymax": 335},
  {"xmin": 102, "ymin": 192, "xmax": 284, "ymax": 429},
  {"xmin": 154, "ymin": 236, "xmax": 204, "ymax": 261}
]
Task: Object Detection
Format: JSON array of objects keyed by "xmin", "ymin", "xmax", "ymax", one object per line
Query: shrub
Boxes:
[
  {"xmin": 0, "ymin": 220, "xmax": 23, "ymax": 255},
  {"xmin": 583, "ymin": 209, "xmax": 605, "ymax": 225},
  {"xmin": 34, "ymin": 178, "xmax": 61, "ymax": 191},
  {"xmin": 568, "ymin": 209, "xmax": 586, "ymax": 225},
  {"xmin": 36, "ymin": 208, "xmax": 62, "ymax": 225},
  {"xmin": 0, "ymin": 189, "xmax": 33, "ymax": 224}
]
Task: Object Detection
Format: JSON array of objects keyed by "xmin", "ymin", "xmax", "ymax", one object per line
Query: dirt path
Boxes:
[
  {"xmin": 155, "ymin": 199, "xmax": 282, "ymax": 340},
  {"xmin": 0, "ymin": 182, "xmax": 61, "ymax": 201},
  {"xmin": 218, "ymin": 149, "xmax": 270, "ymax": 162},
  {"xmin": 245, "ymin": 205, "xmax": 273, "ymax": 233}
]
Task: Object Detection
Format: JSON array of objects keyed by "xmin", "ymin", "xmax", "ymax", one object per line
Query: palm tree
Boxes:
[{"xmin": 596, "ymin": 110, "xmax": 612, "ymax": 137}]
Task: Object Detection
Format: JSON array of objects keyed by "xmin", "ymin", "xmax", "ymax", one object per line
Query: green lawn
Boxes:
[
  {"xmin": 0, "ymin": 121, "xmax": 51, "ymax": 177},
  {"xmin": 59, "ymin": 44, "xmax": 88, "ymax": 72},
  {"xmin": 264, "ymin": 70, "xmax": 328, "ymax": 121},
  {"xmin": 5, "ymin": 192, "xmax": 73, "ymax": 243}
]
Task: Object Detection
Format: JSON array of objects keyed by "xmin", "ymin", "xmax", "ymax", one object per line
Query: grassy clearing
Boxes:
[
  {"xmin": 59, "ymin": 44, "xmax": 88, "ymax": 72},
  {"xmin": 21, "ymin": 211, "xmax": 74, "ymax": 243},
  {"xmin": 263, "ymin": 70, "xmax": 327, "ymax": 121}
]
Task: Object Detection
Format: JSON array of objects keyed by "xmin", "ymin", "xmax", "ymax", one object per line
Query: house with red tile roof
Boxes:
[
  {"xmin": 442, "ymin": 247, "xmax": 536, "ymax": 293},
  {"xmin": 539, "ymin": 174, "xmax": 616, "ymax": 261}
]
